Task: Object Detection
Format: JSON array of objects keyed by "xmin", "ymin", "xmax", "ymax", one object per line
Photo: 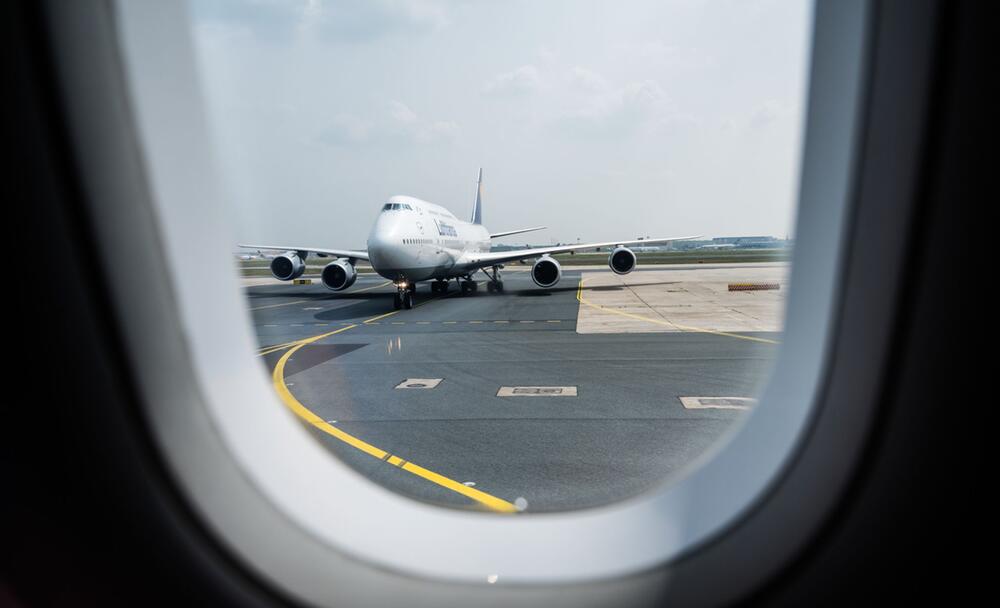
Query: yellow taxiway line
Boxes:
[
  {"xmin": 249, "ymin": 299, "xmax": 307, "ymax": 311},
  {"xmin": 261, "ymin": 282, "xmax": 516, "ymax": 512}
]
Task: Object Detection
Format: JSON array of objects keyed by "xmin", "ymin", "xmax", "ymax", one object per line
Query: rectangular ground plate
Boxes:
[
  {"xmin": 293, "ymin": 279, "xmax": 312, "ymax": 285},
  {"xmin": 395, "ymin": 378, "xmax": 443, "ymax": 389},
  {"xmin": 497, "ymin": 386, "xmax": 578, "ymax": 397},
  {"xmin": 679, "ymin": 396, "xmax": 756, "ymax": 410}
]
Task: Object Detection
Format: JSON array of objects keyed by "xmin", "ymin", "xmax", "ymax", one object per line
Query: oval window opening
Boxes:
[{"xmin": 187, "ymin": 0, "xmax": 809, "ymax": 514}]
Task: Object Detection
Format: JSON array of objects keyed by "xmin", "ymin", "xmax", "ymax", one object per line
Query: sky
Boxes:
[{"xmin": 187, "ymin": 0, "xmax": 812, "ymax": 249}]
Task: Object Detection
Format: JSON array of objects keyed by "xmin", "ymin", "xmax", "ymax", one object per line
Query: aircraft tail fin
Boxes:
[{"xmin": 471, "ymin": 168, "xmax": 483, "ymax": 225}]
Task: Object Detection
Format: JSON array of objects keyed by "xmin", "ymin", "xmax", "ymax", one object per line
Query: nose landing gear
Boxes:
[{"xmin": 393, "ymin": 281, "xmax": 414, "ymax": 310}]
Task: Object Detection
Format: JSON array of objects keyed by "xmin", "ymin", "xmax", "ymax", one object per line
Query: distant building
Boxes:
[{"xmin": 674, "ymin": 236, "xmax": 791, "ymax": 251}]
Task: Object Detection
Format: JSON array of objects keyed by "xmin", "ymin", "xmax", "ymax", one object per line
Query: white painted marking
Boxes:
[
  {"xmin": 514, "ymin": 497, "xmax": 528, "ymax": 511},
  {"xmin": 303, "ymin": 307, "xmax": 323, "ymax": 310},
  {"xmin": 679, "ymin": 396, "xmax": 756, "ymax": 410},
  {"xmin": 395, "ymin": 378, "xmax": 444, "ymax": 390},
  {"xmin": 496, "ymin": 386, "xmax": 577, "ymax": 397},
  {"xmin": 463, "ymin": 481, "xmax": 476, "ymax": 487}
]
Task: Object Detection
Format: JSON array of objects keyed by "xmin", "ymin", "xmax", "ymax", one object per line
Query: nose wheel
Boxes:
[{"xmin": 394, "ymin": 282, "xmax": 415, "ymax": 310}]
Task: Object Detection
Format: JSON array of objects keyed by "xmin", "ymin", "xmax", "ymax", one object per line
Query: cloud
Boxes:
[
  {"xmin": 482, "ymin": 65, "xmax": 541, "ymax": 96},
  {"xmin": 388, "ymin": 100, "xmax": 418, "ymax": 124},
  {"xmin": 566, "ymin": 66, "xmax": 609, "ymax": 92},
  {"xmin": 551, "ymin": 78, "xmax": 697, "ymax": 139},
  {"xmin": 556, "ymin": 79, "xmax": 676, "ymax": 138},
  {"xmin": 318, "ymin": 101, "xmax": 458, "ymax": 146}
]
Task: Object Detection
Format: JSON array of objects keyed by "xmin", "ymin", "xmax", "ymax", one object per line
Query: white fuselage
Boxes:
[{"xmin": 366, "ymin": 195, "xmax": 490, "ymax": 283}]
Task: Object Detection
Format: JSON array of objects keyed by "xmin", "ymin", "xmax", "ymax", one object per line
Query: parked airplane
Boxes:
[{"xmin": 241, "ymin": 170, "xmax": 698, "ymax": 310}]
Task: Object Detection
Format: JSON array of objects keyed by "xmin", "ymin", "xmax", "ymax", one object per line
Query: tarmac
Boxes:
[{"xmin": 245, "ymin": 263, "xmax": 786, "ymax": 513}]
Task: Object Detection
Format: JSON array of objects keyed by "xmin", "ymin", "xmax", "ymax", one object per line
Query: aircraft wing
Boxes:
[
  {"xmin": 458, "ymin": 235, "xmax": 701, "ymax": 268},
  {"xmin": 238, "ymin": 244, "xmax": 369, "ymax": 262},
  {"xmin": 490, "ymin": 226, "xmax": 547, "ymax": 239}
]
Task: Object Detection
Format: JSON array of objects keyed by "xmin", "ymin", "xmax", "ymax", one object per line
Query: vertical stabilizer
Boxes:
[{"xmin": 471, "ymin": 168, "xmax": 483, "ymax": 225}]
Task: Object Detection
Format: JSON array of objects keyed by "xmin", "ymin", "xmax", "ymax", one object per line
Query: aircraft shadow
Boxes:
[{"xmin": 250, "ymin": 279, "xmax": 685, "ymax": 320}]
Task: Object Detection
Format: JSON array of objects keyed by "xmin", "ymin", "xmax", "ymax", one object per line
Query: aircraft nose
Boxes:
[{"xmin": 367, "ymin": 216, "xmax": 406, "ymax": 269}]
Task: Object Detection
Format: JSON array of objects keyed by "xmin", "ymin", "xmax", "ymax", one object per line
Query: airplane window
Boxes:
[{"xmin": 108, "ymin": 0, "xmax": 873, "ymax": 592}]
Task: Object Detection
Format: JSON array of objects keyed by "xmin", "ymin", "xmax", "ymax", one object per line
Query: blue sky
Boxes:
[{"xmin": 189, "ymin": 0, "xmax": 811, "ymax": 247}]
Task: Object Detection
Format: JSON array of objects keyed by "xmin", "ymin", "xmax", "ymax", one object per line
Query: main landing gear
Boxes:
[
  {"xmin": 483, "ymin": 265, "xmax": 504, "ymax": 294},
  {"xmin": 460, "ymin": 277, "xmax": 478, "ymax": 294},
  {"xmin": 430, "ymin": 280, "xmax": 449, "ymax": 295},
  {"xmin": 393, "ymin": 281, "xmax": 415, "ymax": 310}
]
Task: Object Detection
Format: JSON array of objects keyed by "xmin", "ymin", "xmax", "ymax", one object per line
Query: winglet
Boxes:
[{"xmin": 471, "ymin": 168, "xmax": 483, "ymax": 225}]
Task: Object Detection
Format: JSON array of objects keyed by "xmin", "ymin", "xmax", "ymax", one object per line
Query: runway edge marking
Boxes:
[
  {"xmin": 576, "ymin": 277, "xmax": 781, "ymax": 345},
  {"xmin": 264, "ymin": 299, "xmax": 518, "ymax": 513}
]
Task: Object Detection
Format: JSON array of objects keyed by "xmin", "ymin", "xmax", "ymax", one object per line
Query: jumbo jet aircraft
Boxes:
[{"xmin": 241, "ymin": 170, "xmax": 698, "ymax": 310}]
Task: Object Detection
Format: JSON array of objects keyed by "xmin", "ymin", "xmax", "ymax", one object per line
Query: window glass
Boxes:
[{"xmin": 195, "ymin": 0, "xmax": 810, "ymax": 513}]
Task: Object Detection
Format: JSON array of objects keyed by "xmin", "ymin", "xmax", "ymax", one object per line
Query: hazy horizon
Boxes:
[{"xmin": 189, "ymin": 0, "xmax": 811, "ymax": 248}]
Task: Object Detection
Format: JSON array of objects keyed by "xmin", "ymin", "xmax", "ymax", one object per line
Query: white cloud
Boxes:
[
  {"xmin": 566, "ymin": 66, "xmax": 609, "ymax": 92},
  {"xmin": 557, "ymin": 79, "xmax": 677, "ymax": 138},
  {"xmin": 417, "ymin": 120, "xmax": 460, "ymax": 143},
  {"xmin": 482, "ymin": 65, "xmax": 541, "ymax": 96},
  {"xmin": 319, "ymin": 101, "xmax": 458, "ymax": 146},
  {"xmin": 388, "ymin": 100, "xmax": 418, "ymax": 124}
]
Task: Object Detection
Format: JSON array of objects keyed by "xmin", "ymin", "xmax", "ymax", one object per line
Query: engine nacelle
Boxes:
[
  {"xmin": 531, "ymin": 256, "xmax": 562, "ymax": 288},
  {"xmin": 270, "ymin": 252, "xmax": 305, "ymax": 281},
  {"xmin": 608, "ymin": 246, "xmax": 637, "ymax": 275},
  {"xmin": 321, "ymin": 259, "xmax": 358, "ymax": 291}
]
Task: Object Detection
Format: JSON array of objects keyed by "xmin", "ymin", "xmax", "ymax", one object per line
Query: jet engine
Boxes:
[
  {"xmin": 608, "ymin": 246, "xmax": 637, "ymax": 275},
  {"xmin": 270, "ymin": 252, "xmax": 305, "ymax": 281},
  {"xmin": 531, "ymin": 256, "xmax": 562, "ymax": 288},
  {"xmin": 321, "ymin": 259, "xmax": 358, "ymax": 291}
]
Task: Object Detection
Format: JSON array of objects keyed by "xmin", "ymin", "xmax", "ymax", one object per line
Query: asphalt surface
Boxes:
[{"xmin": 246, "ymin": 268, "xmax": 780, "ymax": 513}]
